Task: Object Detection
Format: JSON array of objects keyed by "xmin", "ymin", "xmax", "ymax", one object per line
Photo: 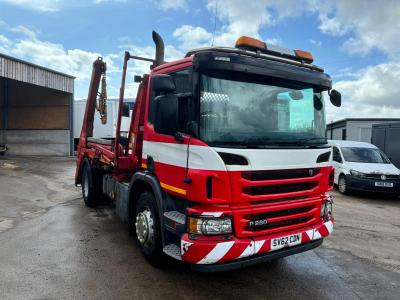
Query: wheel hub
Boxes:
[{"xmin": 135, "ymin": 209, "xmax": 154, "ymax": 248}]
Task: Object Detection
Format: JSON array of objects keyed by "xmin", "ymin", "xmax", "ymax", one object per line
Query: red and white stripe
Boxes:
[{"xmin": 181, "ymin": 219, "xmax": 334, "ymax": 265}]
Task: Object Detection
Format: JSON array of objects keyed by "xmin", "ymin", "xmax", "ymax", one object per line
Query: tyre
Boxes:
[
  {"xmin": 134, "ymin": 191, "xmax": 164, "ymax": 266},
  {"xmin": 338, "ymin": 174, "xmax": 348, "ymax": 194},
  {"xmin": 81, "ymin": 162, "xmax": 101, "ymax": 207}
]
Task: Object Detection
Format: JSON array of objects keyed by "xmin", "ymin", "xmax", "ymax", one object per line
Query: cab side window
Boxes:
[
  {"xmin": 148, "ymin": 68, "xmax": 192, "ymax": 134},
  {"xmin": 332, "ymin": 146, "xmax": 343, "ymax": 163},
  {"xmin": 170, "ymin": 69, "xmax": 192, "ymax": 133}
]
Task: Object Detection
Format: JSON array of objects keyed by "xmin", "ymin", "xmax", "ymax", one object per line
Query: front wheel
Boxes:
[
  {"xmin": 134, "ymin": 191, "xmax": 164, "ymax": 266},
  {"xmin": 338, "ymin": 175, "xmax": 348, "ymax": 194}
]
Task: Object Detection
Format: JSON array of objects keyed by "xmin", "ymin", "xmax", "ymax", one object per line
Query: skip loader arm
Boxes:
[{"xmin": 75, "ymin": 57, "xmax": 107, "ymax": 184}]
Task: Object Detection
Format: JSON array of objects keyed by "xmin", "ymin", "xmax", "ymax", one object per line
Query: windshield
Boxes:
[
  {"xmin": 199, "ymin": 74, "xmax": 327, "ymax": 147},
  {"xmin": 341, "ymin": 147, "xmax": 391, "ymax": 164}
]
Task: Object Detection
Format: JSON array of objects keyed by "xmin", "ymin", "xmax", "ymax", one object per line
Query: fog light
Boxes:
[
  {"xmin": 188, "ymin": 216, "xmax": 232, "ymax": 235},
  {"xmin": 321, "ymin": 195, "xmax": 333, "ymax": 218}
]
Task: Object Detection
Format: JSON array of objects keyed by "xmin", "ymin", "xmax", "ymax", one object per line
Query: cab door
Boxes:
[{"xmin": 143, "ymin": 68, "xmax": 193, "ymax": 198}]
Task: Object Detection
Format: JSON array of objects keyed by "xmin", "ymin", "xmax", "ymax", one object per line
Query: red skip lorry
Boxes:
[{"xmin": 75, "ymin": 31, "xmax": 341, "ymax": 271}]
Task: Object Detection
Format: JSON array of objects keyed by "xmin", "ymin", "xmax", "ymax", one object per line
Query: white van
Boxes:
[{"xmin": 329, "ymin": 140, "xmax": 400, "ymax": 195}]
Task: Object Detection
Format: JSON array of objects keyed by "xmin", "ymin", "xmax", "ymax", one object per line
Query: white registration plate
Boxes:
[
  {"xmin": 271, "ymin": 233, "xmax": 302, "ymax": 251},
  {"xmin": 375, "ymin": 182, "xmax": 393, "ymax": 187}
]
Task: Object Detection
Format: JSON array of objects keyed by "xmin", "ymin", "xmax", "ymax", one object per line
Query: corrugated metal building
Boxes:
[
  {"xmin": 326, "ymin": 118, "xmax": 400, "ymax": 143},
  {"xmin": 0, "ymin": 53, "xmax": 74, "ymax": 156}
]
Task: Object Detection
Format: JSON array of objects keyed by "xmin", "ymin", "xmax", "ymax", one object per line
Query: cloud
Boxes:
[
  {"xmin": 0, "ymin": 0, "xmax": 61, "ymax": 12},
  {"xmin": 326, "ymin": 62, "xmax": 400, "ymax": 120},
  {"xmin": 0, "ymin": 24, "xmax": 122, "ymax": 98},
  {"xmin": 0, "ymin": 0, "xmax": 127, "ymax": 12},
  {"xmin": 168, "ymin": 0, "xmax": 400, "ymax": 121},
  {"xmin": 335, "ymin": 62, "xmax": 400, "ymax": 108},
  {"xmin": 172, "ymin": 0, "xmax": 313, "ymax": 51},
  {"xmin": 154, "ymin": 0, "xmax": 188, "ymax": 11},
  {"xmin": 309, "ymin": 39, "xmax": 322, "ymax": 48},
  {"xmin": 315, "ymin": 0, "xmax": 400, "ymax": 58},
  {"xmin": 0, "ymin": 21, "xmax": 185, "ymax": 99},
  {"xmin": 173, "ymin": 25, "xmax": 213, "ymax": 50},
  {"xmin": 10, "ymin": 25, "xmax": 37, "ymax": 40}
]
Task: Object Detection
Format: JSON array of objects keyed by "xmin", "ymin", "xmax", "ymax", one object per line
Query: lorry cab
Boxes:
[
  {"xmin": 76, "ymin": 32, "xmax": 341, "ymax": 271},
  {"xmin": 329, "ymin": 140, "xmax": 400, "ymax": 195}
]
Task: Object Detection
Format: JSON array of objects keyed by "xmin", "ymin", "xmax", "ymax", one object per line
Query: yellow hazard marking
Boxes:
[{"xmin": 160, "ymin": 182, "xmax": 187, "ymax": 196}]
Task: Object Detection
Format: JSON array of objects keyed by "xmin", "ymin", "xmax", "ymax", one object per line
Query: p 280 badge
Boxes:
[{"xmin": 248, "ymin": 219, "xmax": 268, "ymax": 228}]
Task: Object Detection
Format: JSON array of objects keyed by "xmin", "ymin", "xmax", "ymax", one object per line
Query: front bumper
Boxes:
[
  {"xmin": 191, "ymin": 239, "xmax": 323, "ymax": 272},
  {"xmin": 180, "ymin": 218, "xmax": 333, "ymax": 268},
  {"xmin": 347, "ymin": 176, "xmax": 400, "ymax": 194}
]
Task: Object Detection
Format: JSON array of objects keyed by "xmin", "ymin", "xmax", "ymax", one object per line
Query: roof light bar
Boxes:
[{"xmin": 235, "ymin": 36, "xmax": 314, "ymax": 63}]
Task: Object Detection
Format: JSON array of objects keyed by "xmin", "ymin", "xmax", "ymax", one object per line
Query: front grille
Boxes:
[
  {"xmin": 242, "ymin": 168, "xmax": 320, "ymax": 181},
  {"xmin": 247, "ymin": 206, "xmax": 314, "ymax": 219},
  {"xmin": 231, "ymin": 167, "xmax": 329, "ymax": 237},
  {"xmin": 243, "ymin": 182, "xmax": 318, "ymax": 195},
  {"xmin": 364, "ymin": 174, "xmax": 399, "ymax": 180},
  {"xmin": 250, "ymin": 196, "xmax": 309, "ymax": 205},
  {"xmin": 248, "ymin": 217, "xmax": 312, "ymax": 231},
  {"xmin": 234, "ymin": 202, "xmax": 320, "ymax": 237}
]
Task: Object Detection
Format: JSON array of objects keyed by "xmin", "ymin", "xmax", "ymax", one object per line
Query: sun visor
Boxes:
[{"xmin": 193, "ymin": 51, "xmax": 332, "ymax": 90}]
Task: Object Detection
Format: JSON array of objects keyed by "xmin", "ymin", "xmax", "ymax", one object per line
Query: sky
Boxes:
[{"xmin": 0, "ymin": 0, "xmax": 399, "ymax": 122}]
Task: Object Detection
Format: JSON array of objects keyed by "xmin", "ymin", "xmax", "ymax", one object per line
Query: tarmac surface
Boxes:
[{"xmin": 0, "ymin": 156, "xmax": 399, "ymax": 300}]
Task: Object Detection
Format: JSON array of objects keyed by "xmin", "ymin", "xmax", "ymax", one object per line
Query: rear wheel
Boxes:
[
  {"xmin": 338, "ymin": 174, "xmax": 348, "ymax": 194},
  {"xmin": 81, "ymin": 162, "xmax": 101, "ymax": 207},
  {"xmin": 134, "ymin": 191, "xmax": 164, "ymax": 266}
]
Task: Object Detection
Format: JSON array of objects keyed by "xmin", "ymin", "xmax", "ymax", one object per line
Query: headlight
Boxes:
[
  {"xmin": 320, "ymin": 195, "xmax": 333, "ymax": 218},
  {"xmin": 350, "ymin": 170, "xmax": 366, "ymax": 177},
  {"xmin": 188, "ymin": 216, "xmax": 232, "ymax": 235}
]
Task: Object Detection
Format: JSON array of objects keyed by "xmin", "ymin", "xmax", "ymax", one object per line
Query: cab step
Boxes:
[
  {"xmin": 163, "ymin": 211, "xmax": 186, "ymax": 234},
  {"xmin": 163, "ymin": 211, "xmax": 185, "ymax": 224},
  {"xmin": 163, "ymin": 244, "xmax": 182, "ymax": 260}
]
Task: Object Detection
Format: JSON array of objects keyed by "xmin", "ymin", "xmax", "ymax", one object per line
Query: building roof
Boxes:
[
  {"xmin": 0, "ymin": 53, "xmax": 75, "ymax": 93},
  {"xmin": 327, "ymin": 118, "xmax": 400, "ymax": 130},
  {"xmin": 328, "ymin": 139, "xmax": 377, "ymax": 148}
]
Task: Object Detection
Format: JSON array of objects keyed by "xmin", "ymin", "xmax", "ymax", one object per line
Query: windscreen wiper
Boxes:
[
  {"xmin": 297, "ymin": 137, "xmax": 327, "ymax": 144},
  {"xmin": 271, "ymin": 137, "xmax": 327, "ymax": 147}
]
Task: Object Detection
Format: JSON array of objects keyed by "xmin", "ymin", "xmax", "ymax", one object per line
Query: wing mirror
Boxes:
[
  {"xmin": 153, "ymin": 74, "xmax": 179, "ymax": 136},
  {"xmin": 152, "ymin": 74, "xmax": 176, "ymax": 94},
  {"xmin": 329, "ymin": 89, "xmax": 341, "ymax": 107}
]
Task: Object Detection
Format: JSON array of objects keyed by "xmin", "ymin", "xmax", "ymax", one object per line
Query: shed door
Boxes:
[
  {"xmin": 359, "ymin": 127, "xmax": 371, "ymax": 143},
  {"xmin": 385, "ymin": 127, "xmax": 400, "ymax": 168},
  {"xmin": 372, "ymin": 128, "xmax": 386, "ymax": 151}
]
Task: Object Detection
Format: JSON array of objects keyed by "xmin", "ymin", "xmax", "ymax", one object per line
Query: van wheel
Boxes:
[
  {"xmin": 338, "ymin": 175, "xmax": 348, "ymax": 194},
  {"xmin": 134, "ymin": 191, "xmax": 164, "ymax": 266},
  {"xmin": 81, "ymin": 162, "xmax": 101, "ymax": 207}
]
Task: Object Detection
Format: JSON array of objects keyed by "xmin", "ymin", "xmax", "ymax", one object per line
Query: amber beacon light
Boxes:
[{"xmin": 235, "ymin": 36, "xmax": 314, "ymax": 63}]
